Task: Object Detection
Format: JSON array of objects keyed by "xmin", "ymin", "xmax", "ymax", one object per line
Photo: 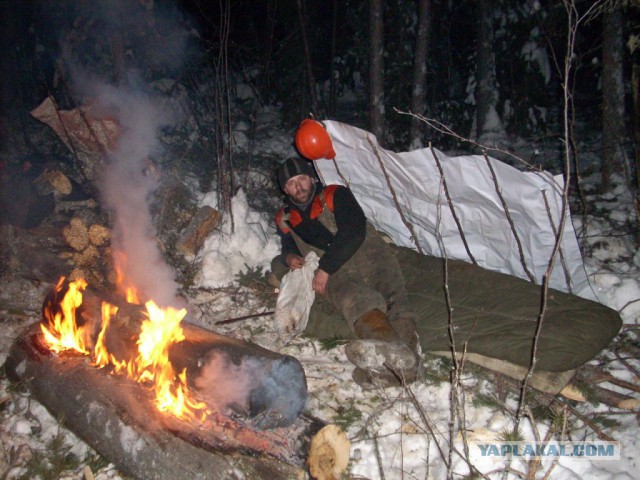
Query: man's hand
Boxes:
[
  {"xmin": 312, "ymin": 269, "xmax": 329, "ymax": 295},
  {"xmin": 285, "ymin": 253, "xmax": 304, "ymax": 270}
]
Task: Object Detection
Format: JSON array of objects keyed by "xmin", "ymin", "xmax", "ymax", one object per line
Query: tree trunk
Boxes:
[
  {"xmin": 369, "ymin": 0, "xmax": 385, "ymax": 143},
  {"xmin": 329, "ymin": 0, "xmax": 338, "ymax": 117},
  {"xmin": 474, "ymin": 0, "xmax": 504, "ymax": 145},
  {"xmin": 601, "ymin": 4, "xmax": 626, "ymax": 192},
  {"xmin": 111, "ymin": 27, "xmax": 126, "ymax": 84},
  {"xmin": 214, "ymin": 1, "xmax": 234, "ymax": 222},
  {"xmin": 297, "ymin": 0, "xmax": 319, "ymax": 114},
  {"xmin": 409, "ymin": 0, "xmax": 431, "ymax": 149}
]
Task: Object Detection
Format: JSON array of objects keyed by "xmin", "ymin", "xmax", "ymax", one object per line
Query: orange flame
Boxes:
[
  {"xmin": 113, "ymin": 251, "xmax": 141, "ymax": 304},
  {"xmin": 94, "ymin": 301, "xmax": 129, "ymax": 372},
  {"xmin": 41, "ymin": 278, "xmax": 89, "ymax": 354},
  {"xmin": 42, "ymin": 277, "xmax": 207, "ymax": 421},
  {"xmin": 134, "ymin": 300, "xmax": 207, "ymax": 419}
]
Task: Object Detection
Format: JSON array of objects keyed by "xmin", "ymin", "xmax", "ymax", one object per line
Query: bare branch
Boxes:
[
  {"xmin": 482, "ymin": 151, "xmax": 536, "ymax": 283},
  {"xmin": 542, "ymin": 190, "xmax": 574, "ymax": 293},
  {"xmin": 372, "ymin": 435, "xmax": 386, "ymax": 480},
  {"xmin": 365, "ymin": 135, "xmax": 425, "ymax": 255},
  {"xmin": 214, "ymin": 310, "xmax": 275, "ymax": 326},
  {"xmin": 395, "ymin": 109, "xmax": 541, "ymax": 172},
  {"xmin": 429, "ymin": 144, "xmax": 477, "ymax": 265},
  {"xmin": 514, "ymin": 0, "xmax": 588, "ymax": 426}
]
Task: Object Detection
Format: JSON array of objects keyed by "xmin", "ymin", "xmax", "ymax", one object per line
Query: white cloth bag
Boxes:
[{"xmin": 274, "ymin": 251, "xmax": 320, "ymax": 338}]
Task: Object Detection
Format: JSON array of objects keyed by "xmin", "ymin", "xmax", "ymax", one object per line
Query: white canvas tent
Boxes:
[{"xmin": 312, "ymin": 120, "xmax": 596, "ymax": 300}]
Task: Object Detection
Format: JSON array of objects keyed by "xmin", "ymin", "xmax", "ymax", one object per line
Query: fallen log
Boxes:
[
  {"xmin": 175, "ymin": 205, "xmax": 222, "ymax": 257},
  {"xmin": 6, "ymin": 283, "xmax": 322, "ymax": 479},
  {"xmin": 42, "ymin": 285, "xmax": 309, "ymax": 428},
  {"xmin": 575, "ymin": 364, "xmax": 640, "ymax": 394}
]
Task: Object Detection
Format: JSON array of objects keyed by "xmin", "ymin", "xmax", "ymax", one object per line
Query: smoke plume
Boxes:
[
  {"xmin": 58, "ymin": 1, "xmax": 194, "ymax": 307},
  {"xmin": 97, "ymin": 85, "xmax": 180, "ymax": 307}
]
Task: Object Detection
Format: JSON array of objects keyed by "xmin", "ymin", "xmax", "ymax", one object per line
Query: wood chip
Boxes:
[{"xmin": 83, "ymin": 466, "xmax": 95, "ymax": 480}]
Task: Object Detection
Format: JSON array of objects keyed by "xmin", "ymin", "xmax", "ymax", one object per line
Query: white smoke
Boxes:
[
  {"xmin": 194, "ymin": 351, "xmax": 255, "ymax": 415},
  {"xmin": 193, "ymin": 351, "xmax": 308, "ymax": 428},
  {"xmin": 97, "ymin": 85, "xmax": 181, "ymax": 308},
  {"xmin": 58, "ymin": 1, "xmax": 194, "ymax": 308}
]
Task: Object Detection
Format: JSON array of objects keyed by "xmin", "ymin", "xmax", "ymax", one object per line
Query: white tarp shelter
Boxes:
[{"xmin": 312, "ymin": 120, "xmax": 596, "ymax": 300}]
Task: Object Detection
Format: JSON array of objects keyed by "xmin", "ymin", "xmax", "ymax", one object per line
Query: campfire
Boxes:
[
  {"xmin": 35, "ymin": 271, "xmax": 310, "ymax": 430},
  {"xmin": 41, "ymin": 276, "xmax": 208, "ymax": 422},
  {"xmin": 6, "ymin": 273, "xmax": 319, "ymax": 479}
]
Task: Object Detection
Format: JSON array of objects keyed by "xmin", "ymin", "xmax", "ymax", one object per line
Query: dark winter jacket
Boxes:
[{"xmin": 275, "ymin": 184, "xmax": 366, "ymax": 274}]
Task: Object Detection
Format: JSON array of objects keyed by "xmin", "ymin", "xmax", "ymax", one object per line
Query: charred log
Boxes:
[
  {"xmin": 5, "ymin": 324, "xmax": 321, "ymax": 479},
  {"xmin": 39, "ymin": 283, "xmax": 309, "ymax": 429},
  {"xmin": 3, "ymin": 280, "xmax": 322, "ymax": 478}
]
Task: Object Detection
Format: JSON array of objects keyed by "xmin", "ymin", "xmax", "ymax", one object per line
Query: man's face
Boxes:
[{"xmin": 284, "ymin": 174, "xmax": 314, "ymax": 204}]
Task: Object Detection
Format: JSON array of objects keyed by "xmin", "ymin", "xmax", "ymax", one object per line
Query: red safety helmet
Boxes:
[{"xmin": 294, "ymin": 119, "xmax": 336, "ymax": 160}]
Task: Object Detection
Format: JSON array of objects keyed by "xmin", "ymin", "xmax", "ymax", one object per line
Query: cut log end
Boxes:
[
  {"xmin": 560, "ymin": 382, "xmax": 639, "ymax": 410},
  {"xmin": 307, "ymin": 424, "xmax": 350, "ymax": 480},
  {"xmin": 559, "ymin": 384, "xmax": 587, "ymax": 402}
]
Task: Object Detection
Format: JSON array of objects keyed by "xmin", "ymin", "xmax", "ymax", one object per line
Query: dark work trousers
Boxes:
[
  {"xmin": 326, "ymin": 225, "xmax": 413, "ymax": 330},
  {"xmin": 273, "ymin": 217, "xmax": 417, "ymax": 338}
]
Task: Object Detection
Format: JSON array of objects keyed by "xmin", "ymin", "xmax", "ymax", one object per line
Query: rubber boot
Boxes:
[
  {"xmin": 345, "ymin": 310, "xmax": 417, "ymax": 377},
  {"xmin": 351, "ymin": 366, "xmax": 418, "ymax": 390},
  {"xmin": 391, "ymin": 315, "xmax": 421, "ymax": 355}
]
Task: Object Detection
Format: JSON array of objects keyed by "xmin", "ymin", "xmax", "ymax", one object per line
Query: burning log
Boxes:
[
  {"xmin": 39, "ymin": 282, "xmax": 309, "ymax": 428},
  {"xmin": 5, "ymin": 280, "xmax": 321, "ymax": 479}
]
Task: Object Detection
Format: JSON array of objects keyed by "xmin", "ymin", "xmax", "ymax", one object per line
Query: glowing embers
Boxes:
[{"xmin": 41, "ymin": 277, "xmax": 207, "ymax": 421}]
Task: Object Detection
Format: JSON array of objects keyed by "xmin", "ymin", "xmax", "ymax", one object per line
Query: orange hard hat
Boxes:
[{"xmin": 294, "ymin": 119, "xmax": 336, "ymax": 160}]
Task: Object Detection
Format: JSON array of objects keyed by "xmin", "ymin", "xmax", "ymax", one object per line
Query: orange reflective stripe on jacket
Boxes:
[
  {"xmin": 276, "ymin": 184, "xmax": 339, "ymax": 233},
  {"xmin": 275, "ymin": 208, "xmax": 289, "ymax": 233},
  {"xmin": 275, "ymin": 207, "xmax": 303, "ymax": 233},
  {"xmin": 310, "ymin": 185, "xmax": 338, "ymax": 219}
]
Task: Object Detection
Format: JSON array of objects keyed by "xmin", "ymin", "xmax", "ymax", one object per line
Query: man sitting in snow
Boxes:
[{"xmin": 271, "ymin": 156, "xmax": 420, "ymax": 387}]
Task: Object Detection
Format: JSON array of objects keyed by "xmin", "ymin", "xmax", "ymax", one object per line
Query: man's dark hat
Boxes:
[{"xmin": 277, "ymin": 157, "xmax": 315, "ymax": 190}]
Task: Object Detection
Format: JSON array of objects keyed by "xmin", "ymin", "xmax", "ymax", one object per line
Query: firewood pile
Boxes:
[
  {"xmin": 0, "ymin": 98, "xmax": 224, "ymax": 290},
  {"xmin": 62, "ymin": 216, "xmax": 111, "ymax": 286},
  {"xmin": 30, "ymin": 96, "xmax": 119, "ymax": 183}
]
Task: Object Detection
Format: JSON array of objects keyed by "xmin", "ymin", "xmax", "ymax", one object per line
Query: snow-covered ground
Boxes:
[
  {"xmin": 187, "ymin": 169, "xmax": 640, "ymax": 480},
  {"xmin": 1, "ymin": 110, "xmax": 638, "ymax": 479}
]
